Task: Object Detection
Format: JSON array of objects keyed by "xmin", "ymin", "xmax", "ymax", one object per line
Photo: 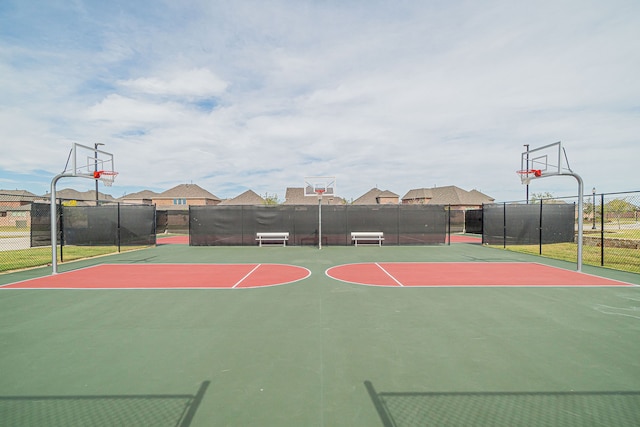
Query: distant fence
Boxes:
[
  {"xmin": 482, "ymin": 203, "xmax": 575, "ymax": 245},
  {"xmin": 0, "ymin": 192, "xmax": 155, "ymax": 273},
  {"xmin": 484, "ymin": 190, "xmax": 640, "ymax": 273},
  {"xmin": 190, "ymin": 204, "xmax": 449, "ymax": 246},
  {"xmin": 3, "ymin": 189, "xmax": 638, "ymax": 274}
]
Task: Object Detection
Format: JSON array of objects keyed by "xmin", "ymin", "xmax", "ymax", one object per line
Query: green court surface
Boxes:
[{"xmin": 1, "ymin": 243, "xmax": 640, "ymax": 426}]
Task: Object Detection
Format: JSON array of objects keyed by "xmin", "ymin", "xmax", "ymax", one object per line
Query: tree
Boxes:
[
  {"xmin": 263, "ymin": 193, "xmax": 280, "ymax": 205},
  {"xmin": 605, "ymin": 198, "xmax": 636, "ymax": 229},
  {"xmin": 530, "ymin": 192, "xmax": 555, "ymax": 203}
]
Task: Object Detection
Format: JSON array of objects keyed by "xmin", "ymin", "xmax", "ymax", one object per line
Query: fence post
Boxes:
[
  {"xmin": 153, "ymin": 207, "xmax": 158, "ymax": 246},
  {"xmin": 117, "ymin": 203, "xmax": 121, "ymax": 253},
  {"xmin": 481, "ymin": 204, "xmax": 485, "ymax": 245},
  {"xmin": 59, "ymin": 198, "xmax": 64, "ymax": 263},
  {"xmin": 448, "ymin": 204, "xmax": 451, "ymax": 245},
  {"xmin": 397, "ymin": 204, "xmax": 400, "ymax": 246},
  {"xmin": 188, "ymin": 205, "xmax": 192, "ymax": 244},
  {"xmin": 503, "ymin": 202, "xmax": 506, "ymax": 248},
  {"xmin": 539, "ymin": 200, "xmax": 543, "ymax": 255},
  {"xmin": 600, "ymin": 193, "xmax": 604, "ymax": 266}
]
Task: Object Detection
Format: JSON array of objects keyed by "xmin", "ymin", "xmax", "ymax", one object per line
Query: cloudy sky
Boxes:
[{"xmin": 1, "ymin": 0, "xmax": 638, "ymax": 203}]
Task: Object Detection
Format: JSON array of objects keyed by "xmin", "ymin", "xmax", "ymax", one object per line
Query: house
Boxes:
[
  {"xmin": 152, "ymin": 184, "xmax": 221, "ymax": 209},
  {"xmin": 118, "ymin": 190, "xmax": 159, "ymax": 205},
  {"xmin": 402, "ymin": 186, "xmax": 494, "ymax": 209},
  {"xmin": 352, "ymin": 188, "xmax": 400, "ymax": 205},
  {"xmin": 282, "ymin": 187, "xmax": 345, "ymax": 205},
  {"xmin": 0, "ymin": 190, "xmax": 39, "ymax": 207},
  {"xmin": 0, "ymin": 190, "xmax": 39, "ymax": 227},
  {"xmin": 53, "ymin": 188, "xmax": 116, "ymax": 205},
  {"xmin": 218, "ymin": 190, "xmax": 266, "ymax": 205}
]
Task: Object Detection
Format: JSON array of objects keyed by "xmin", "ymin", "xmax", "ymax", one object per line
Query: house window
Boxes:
[{"xmin": 173, "ymin": 198, "xmax": 187, "ymax": 205}]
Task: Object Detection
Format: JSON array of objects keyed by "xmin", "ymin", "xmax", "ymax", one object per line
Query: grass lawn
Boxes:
[
  {"xmin": 494, "ymin": 242, "xmax": 640, "ymax": 274},
  {"xmin": 0, "ymin": 246, "xmax": 147, "ymax": 273}
]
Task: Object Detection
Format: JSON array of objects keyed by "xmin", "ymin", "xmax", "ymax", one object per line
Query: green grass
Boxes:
[
  {"xmin": 0, "ymin": 246, "xmax": 147, "ymax": 273},
  {"xmin": 0, "ymin": 226, "xmax": 29, "ymax": 234},
  {"xmin": 584, "ymin": 229, "xmax": 640, "ymax": 240},
  {"xmin": 494, "ymin": 242, "xmax": 640, "ymax": 273}
]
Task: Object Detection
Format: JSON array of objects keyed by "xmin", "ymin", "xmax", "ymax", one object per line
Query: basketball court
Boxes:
[
  {"xmin": 1, "ymin": 243, "xmax": 639, "ymax": 426},
  {"xmin": 2, "ymin": 144, "xmax": 640, "ymax": 425}
]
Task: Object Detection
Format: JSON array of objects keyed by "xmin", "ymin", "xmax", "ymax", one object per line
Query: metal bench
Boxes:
[
  {"xmin": 256, "ymin": 232, "xmax": 289, "ymax": 247},
  {"xmin": 351, "ymin": 232, "xmax": 384, "ymax": 246}
]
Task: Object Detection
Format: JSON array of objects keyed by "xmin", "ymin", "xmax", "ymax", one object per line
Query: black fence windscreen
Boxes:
[
  {"xmin": 64, "ymin": 205, "xmax": 117, "ymax": 245},
  {"xmin": 119, "ymin": 205, "xmax": 157, "ymax": 246},
  {"xmin": 189, "ymin": 204, "xmax": 447, "ymax": 246},
  {"xmin": 483, "ymin": 203, "xmax": 575, "ymax": 245},
  {"xmin": 30, "ymin": 202, "xmax": 156, "ymax": 247},
  {"xmin": 30, "ymin": 202, "xmax": 56, "ymax": 247}
]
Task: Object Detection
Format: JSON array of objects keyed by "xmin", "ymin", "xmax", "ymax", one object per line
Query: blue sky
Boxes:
[{"xmin": 1, "ymin": 0, "xmax": 639, "ymax": 202}]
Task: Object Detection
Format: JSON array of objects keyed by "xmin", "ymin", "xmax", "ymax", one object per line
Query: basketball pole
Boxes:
[
  {"xmin": 524, "ymin": 144, "xmax": 529, "ymax": 204},
  {"xmin": 318, "ymin": 193, "xmax": 322, "ymax": 250},
  {"xmin": 560, "ymin": 171, "xmax": 584, "ymax": 272},
  {"xmin": 50, "ymin": 172, "xmax": 74, "ymax": 274},
  {"xmin": 94, "ymin": 143, "xmax": 104, "ymax": 206}
]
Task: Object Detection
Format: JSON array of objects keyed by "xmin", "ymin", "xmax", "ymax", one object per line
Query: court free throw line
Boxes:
[{"xmin": 374, "ymin": 262, "xmax": 404, "ymax": 287}]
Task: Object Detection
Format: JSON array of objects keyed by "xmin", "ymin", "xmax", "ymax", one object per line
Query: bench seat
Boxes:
[
  {"xmin": 256, "ymin": 232, "xmax": 289, "ymax": 247},
  {"xmin": 351, "ymin": 232, "xmax": 384, "ymax": 246}
]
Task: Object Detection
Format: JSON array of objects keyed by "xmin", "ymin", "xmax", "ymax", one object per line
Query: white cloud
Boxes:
[
  {"xmin": 1, "ymin": 0, "xmax": 639, "ymax": 201},
  {"xmin": 118, "ymin": 68, "xmax": 228, "ymax": 98}
]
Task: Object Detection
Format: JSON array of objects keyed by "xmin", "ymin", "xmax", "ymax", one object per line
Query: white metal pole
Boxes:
[
  {"xmin": 560, "ymin": 172, "xmax": 584, "ymax": 271},
  {"xmin": 94, "ymin": 143, "xmax": 104, "ymax": 206},
  {"xmin": 575, "ymin": 173, "xmax": 584, "ymax": 272},
  {"xmin": 50, "ymin": 174, "xmax": 67, "ymax": 274},
  {"xmin": 318, "ymin": 195, "xmax": 322, "ymax": 250}
]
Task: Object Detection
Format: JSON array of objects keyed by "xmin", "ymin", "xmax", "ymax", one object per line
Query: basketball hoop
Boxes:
[
  {"xmin": 516, "ymin": 169, "xmax": 542, "ymax": 185},
  {"xmin": 315, "ymin": 189, "xmax": 326, "ymax": 197},
  {"xmin": 93, "ymin": 170, "xmax": 118, "ymax": 187}
]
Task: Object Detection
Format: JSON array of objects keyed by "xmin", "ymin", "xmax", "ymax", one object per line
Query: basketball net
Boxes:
[
  {"xmin": 516, "ymin": 169, "xmax": 541, "ymax": 185},
  {"xmin": 93, "ymin": 170, "xmax": 119, "ymax": 187}
]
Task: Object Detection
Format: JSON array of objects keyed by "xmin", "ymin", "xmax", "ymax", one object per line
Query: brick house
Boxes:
[
  {"xmin": 352, "ymin": 188, "xmax": 400, "ymax": 205},
  {"xmin": 118, "ymin": 190, "xmax": 159, "ymax": 205},
  {"xmin": 402, "ymin": 186, "xmax": 494, "ymax": 209},
  {"xmin": 0, "ymin": 190, "xmax": 38, "ymax": 227},
  {"xmin": 218, "ymin": 190, "xmax": 266, "ymax": 205},
  {"xmin": 54, "ymin": 188, "xmax": 116, "ymax": 205},
  {"xmin": 152, "ymin": 184, "xmax": 221, "ymax": 209}
]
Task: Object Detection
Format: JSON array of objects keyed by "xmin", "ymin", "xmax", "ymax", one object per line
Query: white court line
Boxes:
[
  {"xmin": 233, "ymin": 264, "xmax": 261, "ymax": 288},
  {"xmin": 374, "ymin": 262, "xmax": 404, "ymax": 287}
]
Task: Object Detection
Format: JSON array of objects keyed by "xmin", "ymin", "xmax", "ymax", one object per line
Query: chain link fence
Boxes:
[
  {"xmin": 4, "ymin": 189, "xmax": 638, "ymax": 274},
  {"xmin": 1, "ymin": 192, "xmax": 155, "ymax": 274},
  {"xmin": 489, "ymin": 190, "xmax": 640, "ymax": 273}
]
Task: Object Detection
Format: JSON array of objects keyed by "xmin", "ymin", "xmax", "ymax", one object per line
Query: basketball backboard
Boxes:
[
  {"xmin": 65, "ymin": 143, "xmax": 115, "ymax": 179},
  {"xmin": 304, "ymin": 176, "xmax": 336, "ymax": 197},
  {"xmin": 519, "ymin": 141, "xmax": 566, "ymax": 184}
]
